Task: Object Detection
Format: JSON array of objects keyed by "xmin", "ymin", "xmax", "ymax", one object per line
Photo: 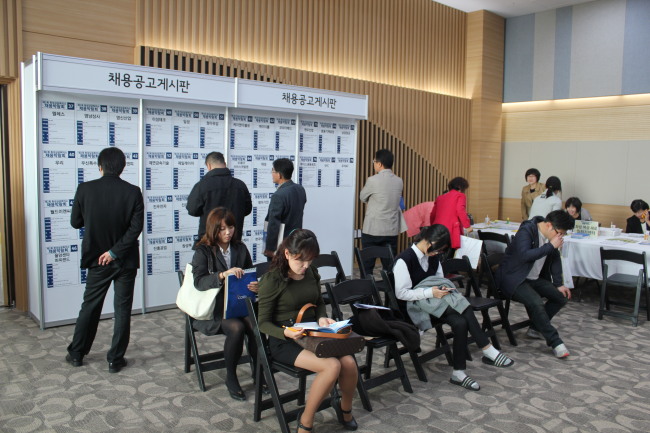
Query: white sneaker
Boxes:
[
  {"xmin": 552, "ymin": 343, "xmax": 570, "ymax": 358},
  {"xmin": 526, "ymin": 328, "xmax": 543, "ymax": 340}
]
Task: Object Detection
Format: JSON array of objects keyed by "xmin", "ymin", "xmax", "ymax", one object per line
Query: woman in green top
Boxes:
[{"xmin": 258, "ymin": 229, "xmax": 359, "ymax": 433}]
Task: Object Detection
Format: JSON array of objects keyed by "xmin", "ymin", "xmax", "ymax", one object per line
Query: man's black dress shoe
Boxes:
[
  {"xmin": 108, "ymin": 358, "xmax": 128, "ymax": 373},
  {"xmin": 65, "ymin": 353, "xmax": 83, "ymax": 367}
]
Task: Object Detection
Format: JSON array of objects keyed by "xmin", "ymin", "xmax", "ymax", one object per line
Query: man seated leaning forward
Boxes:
[{"xmin": 496, "ymin": 210, "xmax": 575, "ymax": 359}]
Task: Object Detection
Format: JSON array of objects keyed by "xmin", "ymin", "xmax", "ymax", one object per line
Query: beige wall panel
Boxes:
[
  {"xmin": 570, "ymin": 141, "xmax": 627, "ymax": 206},
  {"xmin": 499, "ymin": 198, "xmax": 522, "ymax": 222},
  {"xmin": 503, "ymin": 105, "xmax": 650, "ymax": 142},
  {"xmin": 500, "ymin": 141, "xmax": 533, "ymax": 199},
  {"xmin": 22, "ymin": 0, "xmax": 135, "ymax": 49},
  {"xmin": 624, "ymin": 141, "xmax": 650, "ymax": 205},
  {"xmin": 23, "ymin": 32, "xmax": 135, "ymax": 63}
]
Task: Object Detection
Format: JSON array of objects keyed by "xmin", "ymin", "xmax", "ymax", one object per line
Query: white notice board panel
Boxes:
[
  {"xmin": 39, "ymin": 53, "xmax": 236, "ymax": 107},
  {"xmin": 229, "ymin": 109, "xmax": 297, "ymax": 264},
  {"xmin": 37, "ymin": 91, "xmax": 143, "ymax": 326},
  {"xmin": 24, "ymin": 53, "xmax": 367, "ymax": 327},
  {"xmin": 142, "ymin": 101, "xmax": 226, "ymax": 309},
  {"xmin": 298, "ymin": 117, "xmax": 358, "ymax": 278}
]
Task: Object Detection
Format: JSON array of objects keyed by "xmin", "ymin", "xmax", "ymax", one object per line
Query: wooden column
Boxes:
[{"xmin": 466, "ymin": 11, "xmax": 504, "ymax": 221}]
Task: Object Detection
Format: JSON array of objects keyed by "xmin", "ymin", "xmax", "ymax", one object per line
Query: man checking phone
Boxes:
[{"xmin": 496, "ymin": 210, "xmax": 575, "ymax": 358}]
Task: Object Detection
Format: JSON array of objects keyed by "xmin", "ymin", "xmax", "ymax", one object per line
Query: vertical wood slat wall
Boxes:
[{"xmin": 140, "ymin": 47, "xmax": 471, "ymax": 253}]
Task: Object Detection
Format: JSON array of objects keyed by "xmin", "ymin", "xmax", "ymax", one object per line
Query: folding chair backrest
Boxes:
[
  {"xmin": 481, "ymin": 252, "xmax": 504, "ymax": 298},
  {"xmin": 477, "ymin": 230, "xmax": 511, "ymax": 255},
  {"xmin": 245, "ymin": 297, "xmax": 272, "ymax": 362},
  {"xmin": 312, "ymin": 250, "xmax": 347, "ymax": 284},
  {"xmin": 441, "ymin": 256, "xmax": 481, "ymax": 297},
  {"xmin": 178, "ymin": 270, "xmax": 184, "ymax": 285},
  {"xmin": 354, "ymin": 245, "xmax": 395, "ymax": 279},
  {"xmin": 600, "ymin": 248, "xmax": 648, "ymax": 279},
  {"xmin": 254, "ymin": 261, "xmax": 271, "ymax": 278},
  {"xmin": 379, "ymin": 269, "xmax": 412, "ymax": 323},
  {"xmin": 325, "ymin": 278, "xmax": 382, "ymax": 321}
]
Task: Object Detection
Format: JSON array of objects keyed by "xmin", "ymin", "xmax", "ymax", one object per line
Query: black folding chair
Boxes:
[
  {"xmin": 254, "ymin": 261, "xmax": 271, "ymax": 278},
  {"xmin": 246, "ymin": 298, "xmax": 334, "ymax": 433},
  {"xmin": 477, "ymin": 230, "xmax": 511, "ymax": 255},
  {"xmin": 441, "ymin": 256, "xmax": 511, "ymax": 350},
  {"xmin": 480, "ymin": 252, "xmax": 525, "ymax": 345},
  {"xmin": 380, "ymin": 269, "xmax": 453, "ymax": 382},
  {"xmin": 313, "ymin": 250, "xmax": 347, "ymax": 304},
  {"xmin": 326, "ymin": 278, "xmax": 413, "ymax": 411},
  {"xmin": 599, "ymin": 248, "xmax": 649, "ymax": 327},
  {"xmin": 179, "ymin": 270, "xmax": 251, "ymax": 392}
]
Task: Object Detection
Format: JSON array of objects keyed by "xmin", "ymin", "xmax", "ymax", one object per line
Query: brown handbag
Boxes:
[{"xmin": 293, "ymin": 303, "xmax": 365, "ymax": 358}]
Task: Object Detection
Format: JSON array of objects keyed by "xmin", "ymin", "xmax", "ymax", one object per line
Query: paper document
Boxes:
[
  {"xmin": 293, "ymin": 319, "xmax": 351, "ymax": 333},
  {"xmin": 454, "ymin": 235, "xmax": 483, "ymax": 269}
]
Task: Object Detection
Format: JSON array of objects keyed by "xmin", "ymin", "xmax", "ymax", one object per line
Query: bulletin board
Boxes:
[{"xmin": 22, "ymin": 53, "xmax": 367, "ymax": 328}]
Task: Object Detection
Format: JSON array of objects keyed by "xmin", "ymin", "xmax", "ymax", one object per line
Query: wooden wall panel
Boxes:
[
  {"xmin": 140, "ymin": 47, "xmax": 472, "ymax": 251},
  {"xmin": 137, "ymin": 0, "xmax": 467, "ymax": 97},
  {"xmin": 466, "ymin": 11, "xmax": 504, "ymax": 222},
  {"xmin": 0, "ymin": 0, "xmax": 22, "ymax": 80}
]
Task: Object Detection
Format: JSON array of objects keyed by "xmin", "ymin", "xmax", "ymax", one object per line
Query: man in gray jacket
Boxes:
[{"xmin": 359, "ymin": 149, "xmax": 404, "ymax": 275}]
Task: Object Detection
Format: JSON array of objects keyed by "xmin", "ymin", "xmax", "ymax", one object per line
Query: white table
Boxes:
[{"xmin": 472, "ymin": 223, "xmax": 650, "ymax": 287}]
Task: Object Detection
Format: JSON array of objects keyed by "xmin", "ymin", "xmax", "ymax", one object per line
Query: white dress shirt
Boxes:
[{"xmin": 393, "ymin": 244, "xmax": 444, "ymax": 302}]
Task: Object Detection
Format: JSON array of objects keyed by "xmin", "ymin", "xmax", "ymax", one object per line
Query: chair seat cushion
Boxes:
[{"xmin": 466, "ymin": 297, "xmax": 501, "ymax": 310}]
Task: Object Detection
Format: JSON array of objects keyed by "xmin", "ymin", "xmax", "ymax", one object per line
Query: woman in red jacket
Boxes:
[{"xmin": 430, "ymin": 177, "xmax": 472, "ymax": 249}]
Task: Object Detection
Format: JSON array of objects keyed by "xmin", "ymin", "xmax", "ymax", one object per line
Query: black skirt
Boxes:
[{"xmin": 268, "ymin": 336, "xmax": 304, "ymax": 365}]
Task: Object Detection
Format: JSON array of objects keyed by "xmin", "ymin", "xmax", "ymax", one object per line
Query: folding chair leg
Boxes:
[
  {"xmin": 184, "ymin": 323, "xmax": 191, "ymax": 373},
  {"xmin": 408, "ymin": 351, "xmax": 428, "ymax": 382},
  {"xmin": 354, "ymin": 356, "xmax": 373, "ymax": 412},
  {"xmin": 480, "ymin": 310, "xmax": 501, "ymax": 350},
  {"xmin": 364, "ymin": 346, "xmax": 374, "ymax": 380},
  {"xmin": 497, "ymin": 303, "xmax": 518, "ymax": 346},
  {"xmin": 388, "ymin": 344, "xmax": 413, "ymax": 393},
  {"xmin": 253, "ymin": 361, "xmax": 263, "ymax": 422},
  {"xmin": 598, "ymin": 281, "xmax": 607, "ymax": 320},
  {"xmin": 435, "ymin": 324, "xmax": 454, "ymax": 366},
  {"xmin": 187, "ymin": 324, "xmax": 207, "ymax": 392},
  {"xmin": 632, "ymin": 277, "xmax": 643, "ymax": 327}
]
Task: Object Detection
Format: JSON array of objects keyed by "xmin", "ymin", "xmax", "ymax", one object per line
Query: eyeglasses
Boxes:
[{"xmin": 551, "ymin": 226, "xmax": 567, "ymax": 236}]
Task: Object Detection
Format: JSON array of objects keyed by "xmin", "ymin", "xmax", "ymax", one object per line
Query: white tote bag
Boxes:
[{"xmin": 176, "ymin": 263, "xmax": 221, "ymax": 320}]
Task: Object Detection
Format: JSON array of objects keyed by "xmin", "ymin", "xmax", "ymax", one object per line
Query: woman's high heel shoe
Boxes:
[
  {"xmin": 295, "ymin": 409, "xmax": 313, "ymax": 433},
  {"xmin": 333, "ymin": 396, "xmax": 358, "ymax": 431}
]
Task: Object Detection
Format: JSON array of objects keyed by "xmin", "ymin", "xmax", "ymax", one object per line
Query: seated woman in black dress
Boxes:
[
  {"xmin": 626, "ymin": 199, "xmax": 650, "ymax": 234},
  {"xmin": 257, "ymin": 229, "xmax": 358, "ymax": 433},
  {"xmin": 191, "ymin": 207, "xmax": 258, "ymax": 401},
  {"xmin": 393, "ymin": 225, "xmax": 514, "ymax": 391}
]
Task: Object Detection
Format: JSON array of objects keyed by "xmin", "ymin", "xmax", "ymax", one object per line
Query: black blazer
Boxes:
[
  {"xmin": 70, "ymin": 174, "xmax": 144, "ymax": 269},
  {"xmin": 496, "ymin": 216, "xmax": 564, "ymax": 298},
  {"xmin": 191, "ymin": 242, "xmax": 253, "ymax": 335},
  {"xmin": 186, "ymin": 168, "xmax": 252, "ymax": 243},
  {"xmin": 625, "ymin": 215, "xmax": 650, "ymax": 234},
  {"xmin": 264, "ymin": 180, "xmax": 307, "ymax": 251}
]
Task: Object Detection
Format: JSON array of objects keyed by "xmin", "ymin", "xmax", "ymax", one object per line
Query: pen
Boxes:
[{"xmin": 282, "ymin": 325, "xmax": 307, "ymax": 335}]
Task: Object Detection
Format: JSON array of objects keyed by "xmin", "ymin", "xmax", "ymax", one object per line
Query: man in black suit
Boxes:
[
  {"xmin": 66, "ymin": 147, "xmax": 144, "ymax": 373},
  {"xmin": 186, "ymin": 151, "xmax": 252, "ymax": 244},
  {"xmin": 263, "ymin": 158, "xmax": 307, "ymax": 258}
]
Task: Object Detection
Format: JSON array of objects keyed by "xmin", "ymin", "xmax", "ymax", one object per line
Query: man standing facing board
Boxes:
[
  {"xmin": 263, "ymin": 158, "xmax": 307, "ymax": 258},
  {"xmin": 186, "ymin": 151, "xmax": 252, "ymax": 244},
  {"xmin": 359, "ymin": 149, "xmax": 404, "ymax": 275},
  {"xmin": 66, "ymin": 147, "xmax": 144, "ymax": 373}
]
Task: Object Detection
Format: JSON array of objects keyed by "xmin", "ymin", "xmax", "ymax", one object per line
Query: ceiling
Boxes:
[{"xmin": 434, "ymin": 0, "xmax": 599, "ymax": 18}]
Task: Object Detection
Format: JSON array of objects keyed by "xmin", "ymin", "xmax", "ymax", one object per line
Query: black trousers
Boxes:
[
  {"xmin": 440, "ymin": 307, "xmax": 490, "ymax": 371},
  {"xmin": 360, "ymin": 233, "xmax": 398, "ymax": 276},
  {"xmin": 67, "ymin": 264, "xmax": 137, "ymax": 363}
]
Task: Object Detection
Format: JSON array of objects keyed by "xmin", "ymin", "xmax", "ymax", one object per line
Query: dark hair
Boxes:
[
  {"xmin": 448, "ymin": 177, "xmax": 469, "ymax": 193},
  {"xmin": 630, "ymin": 199, "xmax": 649, "ymax": 213},
  {"xmin": 272, "ymin": 158, "xmax": 294, "ymax": 180},
  {"xmin": 544, "ymin": 209, "xmax": 575, "ymax": 231},
  {"xmin": 205, "ymin": 151, "xmax": 225, "ymax": 166},
  {"xmin": 543, "ymin": 176, "xmax": 562, "ymax": 196},
  {"xmin": 374, "ymin": 149, "xmax": 394, "ymax": 169},
  {"xmin": 413, "ymin": 224, "xmax": 451, "ymax": 253},
  {"xmin": 270, "ymin": 229, "xmax": 320, "ymax": 278},
  {"xmin": 525, "ymin": 168, "xmax": 541, "ymax": 182},
  {"xmin": 197, "ymin": 207, "xmax": 238, "ymax": 247},
  {"xmin": 97, "ymin": 147, "xmax": 126, "ymax": 175},
  {"xmin": 565, "ymin": 197, "xmax": 582, "ymax": 213}
]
